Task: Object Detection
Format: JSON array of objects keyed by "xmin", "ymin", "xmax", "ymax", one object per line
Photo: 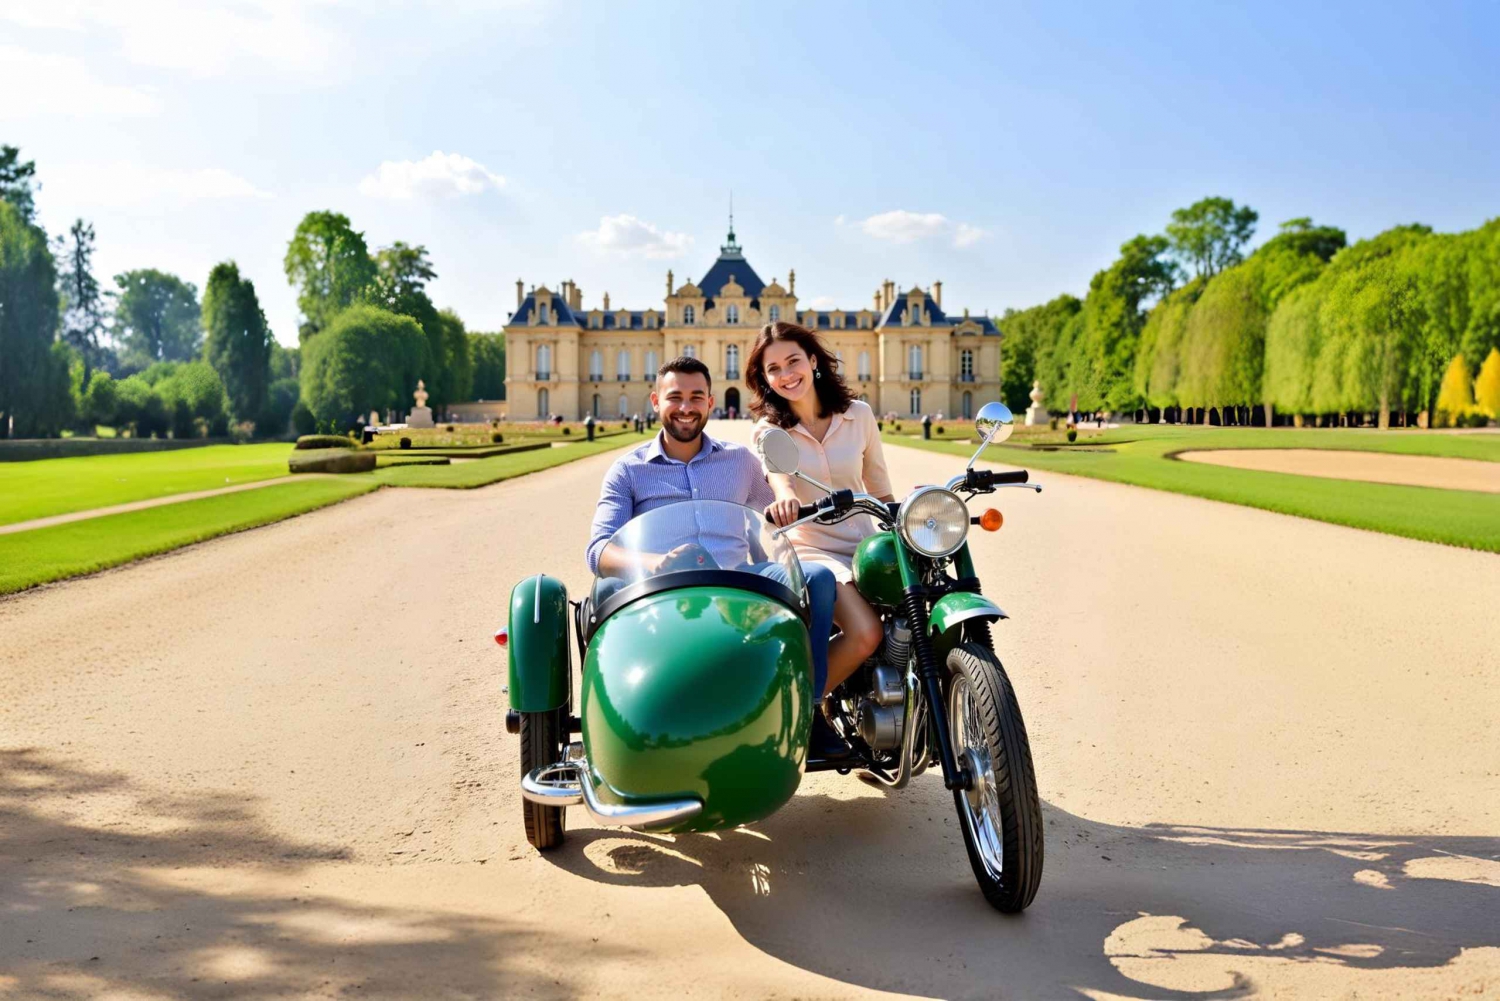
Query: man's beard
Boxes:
[{"xmin": 661, "ymin": 412, "xmax": 704, "ymax": 442}]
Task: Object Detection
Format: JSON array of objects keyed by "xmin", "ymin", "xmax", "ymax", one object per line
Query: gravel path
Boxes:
[
  {"xmin": 0, "ymin": 475, "xmax": 326, "ymax": 536},
  {"xmin": 1179, "ymin": 447, "xmax": 1500, "ymax": 493},
  {"xmin": 1, "ymin": 422, "xmax": 1495, "ymax": 999}
]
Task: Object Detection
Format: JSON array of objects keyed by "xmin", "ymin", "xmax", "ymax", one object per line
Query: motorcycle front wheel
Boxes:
[
  {"xmin": 519, "ymin": 708, "xmax": 566, "ymax": 850},
  {"xmin": 946, "ymin": 642, "xmax": 1044, "ymax": 912}
]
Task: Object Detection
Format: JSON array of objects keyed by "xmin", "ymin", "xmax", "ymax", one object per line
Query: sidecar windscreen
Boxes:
[{"xmin": 590, "ymin": 500, "xmax": 807, "ymax": 626}]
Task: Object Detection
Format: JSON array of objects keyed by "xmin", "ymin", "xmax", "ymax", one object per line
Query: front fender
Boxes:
[
  {"xmin": 928, "ymin": 591, "xmax": 1007, "ymax": 639},
  {"xmin": 507, "ymin": 574, "xmax": 570, "ymax": 713}
]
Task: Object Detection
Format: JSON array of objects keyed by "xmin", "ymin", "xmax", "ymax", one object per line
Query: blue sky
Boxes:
[{"xmin": 3, "ymin": 0, "xmax": 1497, "ymax": 346}]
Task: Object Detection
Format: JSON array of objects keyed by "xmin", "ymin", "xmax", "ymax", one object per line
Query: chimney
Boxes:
[
  {"xmin": 789, "ymin": 269, "xmax": 796, "ymax": 296},
  {"xmin": 933, "ymin": 280, "xmax": 942, "ymax": 309},
  {"xmin": 603, "ymin": 292, "xmax": 611, "ymax": 311},
  {"xmin": 873, "ymin": 288, "xmax": 883, "ymax": 311},
  {"xmin": 516, "ymin": 279, "xmax": 524, "ymax": 309},
  {"xmin": 574, "ymin": 285, "xmax": 584, "ymax": 310},
  {"xmin": 666, "ymin": 270, "xmax": 674, "ymax": 298}
]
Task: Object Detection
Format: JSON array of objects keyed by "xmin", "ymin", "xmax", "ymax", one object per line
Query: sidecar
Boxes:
[{"xmin": 504, "ymin": 501, "xmax": 814, "ymax": 847}]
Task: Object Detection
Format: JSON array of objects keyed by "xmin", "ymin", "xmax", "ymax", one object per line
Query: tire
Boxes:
[
  {"xmin": 945, "ymin": 642, "xmax": 1043, "ymax": 912},
  {"xmin": 519, "ymin": 708, "xmax": 566, "ymax": 850}
]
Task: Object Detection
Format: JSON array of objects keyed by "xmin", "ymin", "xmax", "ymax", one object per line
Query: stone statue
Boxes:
[
  {"xmin": 408, "ymin": 379, "xmax": 435, "ymax": 428},
  {"xmin": 1025, "ymin": 380, "xmax": 1047, "ymax": 426}
]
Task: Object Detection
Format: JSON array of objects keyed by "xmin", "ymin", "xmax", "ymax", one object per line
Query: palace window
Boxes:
[
  {"xmin": 962, "ymin": 391, "xmax": 973, "ymax": 419},
  {"xmin": 858, "ymin": 350, "xmax": 871, "ymax": 381},
  {"xmin": 682, "ymin": 344, "xmax": 696, "ymax": 359},
  {"xmin": 537, "ymin": 387, "xmax": 550, "ymax": 417},
  {"xmin": 590, "ymin": 314, "xmax": 600, "ymax": 329},
  {"xmin": 960, "ymin": 349, "xmax": 974, "ymax": 382},
  {"xmin": 618, "ymin": 394, "xmax": 629, "ymax": 417},
  {"xmin": 725, "ymin": 344, "xmax": 740, "ymax": 380},
  {"xmin": 683, "ymin": 305, "xmax": 696, "ymax": 326},
  {"xmin": 536, "ymin": 344, "xmax": 552, "ymax": 379},
  {"xmin": 538, "ymin": 302, "xmax": 550, "ymax": 325},
  {"xmin": 644, "ymin": 350, "xmax": 658, "ymax": 379},
  {"xmin": 589, "ymin": 350, "xmax": 603, "ymax": 381},
  {"xmin": 835, "ymin": 349, "xmax": 844, "ymax": 373},
  {"xmin": 726, "ymin": 304, "xmax": 740, "ymax": 324},
  {"xmin": 910, "ymin": 388, "xmax": 922, "ymax": 415},
  {"xmin": 592, "ymin": 393, "xmax": 600, "ymax": 417},
  {"xmin": 768, "ymin": 305, "xmax": 780, "ymax": 323},
  {"xmin": 907, "ymin": 344, "xmax": 923, "ymax": 380},
  {"xmin": 911, "ymin": 304, "xmax": 921, "ymax": 325},
  {"xmin": 617, "ymin": 350, "xmax": 630, "ymax": 381},
  {"xmin": 646, "ymin": 313, "xmax": 656, "ymax": 329}
]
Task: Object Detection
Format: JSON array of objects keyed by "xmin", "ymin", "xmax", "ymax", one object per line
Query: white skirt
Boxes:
[{"xmin": 796, "ymin": 546, "xmax": 855, "ymax": 584}]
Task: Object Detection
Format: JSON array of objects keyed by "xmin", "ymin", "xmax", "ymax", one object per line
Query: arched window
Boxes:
[
  {"xmin": 909, "ymin": 388, "xmax": 921, "ymax": 415},
  {"xmin": 960, "ymin": 349, "xmax": 974, "ymax": 381},
  {"xmin": 768, "ymin": 305, "xmax": 780, "ymax": 323},
  {"xmin": 726, "ymin": 304, "xmax": 740, "ymax": 325},
  {"xmin": 538, "ymin": 302, "xmax": 550, "ymax": 325},
  {"xmin": 618, "ymin": 394, "xmax": 629, "ymax": 417},
  {"xmin": 857, "ymin": 350, "xmax": 871, "ymax": 381},
  {"xmin": 682, "ymin": 344, "xmax": 696, "ymax": 359},
  {"xmin": 683, "ymin": 305, "xmax": 696, "ymax": 326},
  {"xmin": 725, "ymin": 344, "xmax": 740, "ymax": 379},
  {"xmin": 617, "ymin": 350, "xmax": 630, "ymax": 381},
  {"xmin": 907, "ymin": 344, "xmax": 923, "ymax": 380},
  {"xmin": 537, "ymin": 387, "xmax": 549, "ymax": 417},
  {"xmin": 536, "ymin": 343, "xmax": 552, "ymax": 379},
  {"xmin": 962, "ymin": 391, "xmax": 973, "ymax": 418},
  {"xmin": 644, "ymin": 350, "xmax": 658, "ymax": 380},
  {"xmin": 589, "ymin": 350, "xmax": 603, "ymax": 381}
]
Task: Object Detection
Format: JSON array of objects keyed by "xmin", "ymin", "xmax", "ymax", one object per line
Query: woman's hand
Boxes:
[{"xmin": 765, "ymin": 498, "xmax": 802, "ymax": 528}]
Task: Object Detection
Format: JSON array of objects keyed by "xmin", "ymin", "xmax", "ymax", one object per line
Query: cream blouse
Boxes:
[{"xmin": 754, "ymin": 400, "xmax": 895, "ymax": 581}]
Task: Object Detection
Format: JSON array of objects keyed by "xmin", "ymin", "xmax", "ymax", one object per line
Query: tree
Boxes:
[
  {"xmin": 1000, "ymin": 295, "xmax": 1080, "ymax": 413},
  {"xmin": 115, "ymin": 375, "xmax": 169, "ymax": 437},
  {"xmin": 113, "ymin": 269, "xmax": 202, "ymax": 367},
  {"xmin": 54, "ymin": 219, "xmax": 109, "ymax": 388},
  {"xmin": 1459, "ymin": 218, "xmax": 1500, "ymax": 375},
  {"xmin": 156, "ymin": 361, "xmax": 229, "ymax": 437},
  {"xmin": 202, "ymin": 261, "xmax": 273, "ymax": 424},
  {"xmin": 0, "ymin": 145, "xmax": 38, "ymax": 223},
  {"xmin": 1134, "ymin": 279, "xmax": 1204, "ymax": 409},
  {"xmin": 1435, "ymin": 354, "xmax": 1474, "ymax": 425},
  {"xmin": 284, "ymin": 211, "xmax": 377, "ymax": 339},
  {"xmin": 81, "ymin": 370, "xmax": 118, "ymax": 428},
  {"xmin": 1072, "ymin": 234, "xmax": 1178, "ymax": 410},
  {"xmin": 437, "ymin": 308, "xmax": 473, "ymax": 405},
  {"xmin": 0, "ymin": 201, "xmax": 61, "ymax": 437},
  {"xmin": 1166, "ymin": 197, "xmax": 1259, "ymax": 279},
  {"xmin": 1473, "ymin": 348, "xmax": 1500, "ymax": 420},
  {"xmin": 469, "ymin": 331, "xmax": 507, "ymax": 400},
  {"xmin": 299, "ymin": 304, "xmax": 427, "ymax": 429},
  {"xmin": 1265, "ymin": 218, "xmax": 1347, "ymax": 265},
  {"xmin": 269, "ymin": 341, "xmax": 299, "ymax": 380}
]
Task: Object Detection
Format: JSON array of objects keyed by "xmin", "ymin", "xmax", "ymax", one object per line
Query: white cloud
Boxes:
[
  {"xmin": 358, "ymin": 151, "xmax": 506, "ymax": 200},
  {"xmin": 809, "ymin": 296, "xmax": 840, "ymax": 309},
  {"xmin": 1, "ymin": 0, "xmax": 341, "ymax": 78},
  {"xmin": 48, "ymin": 162, "xmax": 272, "ymax": 208},
  {"xmin": 858, "ymin": 209, "xmax": 985, "ymax": 249},
  {"xmin": 0, "ymin": 46, "xmax": 160, "ymax": 119},
  {"xmin": 577, "ymin": 215, "xmax": 693, "ymax": 260}
]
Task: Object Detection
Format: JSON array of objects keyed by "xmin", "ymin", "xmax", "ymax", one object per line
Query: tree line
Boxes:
[
  {"xmin": 0, "ymin": 144, "xmax": 507, "ymax": 440},
  {"xmin": 1000, "ymin": 196, "xmax": 1500, "ymax": 428}
]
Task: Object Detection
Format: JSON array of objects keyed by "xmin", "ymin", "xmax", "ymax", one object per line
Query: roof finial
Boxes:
[{"xmin": 720, "ymin": 192, "xmax": 743, "ymax": 256}]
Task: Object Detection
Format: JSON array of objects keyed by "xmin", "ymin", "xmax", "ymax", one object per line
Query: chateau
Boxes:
[{"xmin": 502, "ymin": 222, "xmax": 1002, "ymax": 421}]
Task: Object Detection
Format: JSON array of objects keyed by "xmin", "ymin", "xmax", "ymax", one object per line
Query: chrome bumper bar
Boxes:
[{"xmin": 521, "ymin": 760, "xmax": 702, "ymax": 830}]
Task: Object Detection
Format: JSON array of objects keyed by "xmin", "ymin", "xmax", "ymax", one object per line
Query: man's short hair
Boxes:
[{"xmin": 657, "ymin": 355, "xmax": 711, "ymax": 390}]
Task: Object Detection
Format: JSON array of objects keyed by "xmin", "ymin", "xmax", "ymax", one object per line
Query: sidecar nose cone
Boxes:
[{"xmin": 581, "ymin": 587, "xmax": 813, "ymax": 832}]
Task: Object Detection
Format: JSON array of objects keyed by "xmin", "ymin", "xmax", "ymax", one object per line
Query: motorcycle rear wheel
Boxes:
[
  {"xmin": 519, "ymin": 709, "xmax": 566, "ymax": 850},
  {"xmin": 946, "ymin": 642, "xmax": 1043, "ymax": 912}
]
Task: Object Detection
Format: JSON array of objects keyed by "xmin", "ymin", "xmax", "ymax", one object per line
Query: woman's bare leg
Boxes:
[{"xmin": 825, "ymin": 581, "xmax": 883, "ymax": 694}]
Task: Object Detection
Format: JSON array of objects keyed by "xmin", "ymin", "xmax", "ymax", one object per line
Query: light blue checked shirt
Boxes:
[{"xmin": 585, "ymin": 429, "xmax": 776, "ymax": 575}]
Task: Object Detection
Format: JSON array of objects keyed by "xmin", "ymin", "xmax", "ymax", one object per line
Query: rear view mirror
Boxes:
[
  {"xmin": 974, "ymin": 402, "xmax": 1015, "ymax": 446},
  {"xmin": 759, "ymin": 427, "xmax": 801, "ymax": 475}
]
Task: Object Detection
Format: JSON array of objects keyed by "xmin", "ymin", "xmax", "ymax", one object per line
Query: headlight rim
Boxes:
[{"xmin": 896, "ymin": 485, "xmax": 970, "ymax": 558}]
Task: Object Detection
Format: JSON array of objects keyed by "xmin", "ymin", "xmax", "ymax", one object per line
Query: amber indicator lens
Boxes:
[{"xmin": 979, "ymin": 508, "xmax": 1003, "ymax": 532}]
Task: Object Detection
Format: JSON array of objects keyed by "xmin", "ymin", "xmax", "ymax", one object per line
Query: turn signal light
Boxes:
[
  {"xmin": 978, "ymin": 508, "xmax": 1003, "ymax": 532},
  {"xmin": 494, "ymin": 627, "xmax": 508, "ymax": 647}
]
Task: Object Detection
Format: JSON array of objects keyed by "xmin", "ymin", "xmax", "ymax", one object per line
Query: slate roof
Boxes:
[{"xmin": 697, "ymin": 251, "xmax": 766, "ymax": 303}]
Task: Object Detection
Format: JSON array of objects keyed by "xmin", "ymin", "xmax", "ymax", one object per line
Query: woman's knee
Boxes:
[{"xmin": 839, "ymin": 587, "xmax": 883, "ymax": 656}]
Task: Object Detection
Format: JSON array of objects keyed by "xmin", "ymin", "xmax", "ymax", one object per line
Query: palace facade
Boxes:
[{"xmin": 502, "ymin": 223, "xmax": 1002, "ymax": 421}]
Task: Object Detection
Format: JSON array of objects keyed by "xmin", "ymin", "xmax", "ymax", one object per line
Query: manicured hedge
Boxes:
[
  {"xmin": 288, "ymin": 448, "xmax": 377, "ymax": 474},
  {"xmin": 295, "ymin": 434, "xmax": 357, "ymax": 451}
]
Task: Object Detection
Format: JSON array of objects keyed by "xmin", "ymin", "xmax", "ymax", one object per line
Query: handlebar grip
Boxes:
[
  {"xmin": 991, "ymin": 469, "xmax": 1029, "ymax": 485},
  {"xmin": 765, "ymin": 504, "xmax": 824, "ymax": 524}
]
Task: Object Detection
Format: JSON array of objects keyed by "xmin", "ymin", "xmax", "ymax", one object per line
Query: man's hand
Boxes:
[
  {"xmin": 650, "ymin": 543, "xmax": 715, "ymax": 573},
  {"xmin": 765, "ymin": 498, "xmax": 802, "ymax": 528}
]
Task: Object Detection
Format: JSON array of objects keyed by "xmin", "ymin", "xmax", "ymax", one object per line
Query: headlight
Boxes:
[{"xmin": 897, "ymin": 486, "xmax": 969, "ymax": 558}]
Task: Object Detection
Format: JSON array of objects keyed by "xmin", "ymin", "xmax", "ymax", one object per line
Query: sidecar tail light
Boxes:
[
  {"xmin": 494, "ymin": 627, "xmax": 508, "ymax": 647},
  {"xmin": 978, "ymin": 508, "xmax": 1003, "ymax": 532}
]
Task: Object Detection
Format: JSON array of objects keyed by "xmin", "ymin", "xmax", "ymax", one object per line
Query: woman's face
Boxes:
[{"xmin": 761, "ymin": 339, "xmax": 816, "ymax": 403}]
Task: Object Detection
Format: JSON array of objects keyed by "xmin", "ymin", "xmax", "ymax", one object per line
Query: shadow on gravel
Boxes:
[
  {"xmin": 0, "ymin": 748, "xmax": 611, "ymax": 999},
  {"xmin": 548, "ymin": 782, "xmax": 1500, "ymax": 1000}
]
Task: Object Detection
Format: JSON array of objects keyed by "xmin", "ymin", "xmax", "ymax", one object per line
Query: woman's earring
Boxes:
[{"xmin": 814, "ymin": 368, "xmax": 822, "ymax": 380}]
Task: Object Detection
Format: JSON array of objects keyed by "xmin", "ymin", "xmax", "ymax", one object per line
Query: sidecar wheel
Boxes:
[
  {"xmin": 946, "ymin": 642, "xmax": 1043, "ymax": 913},
  {"xmin": 519, "ymin": 709, "xmax": 566, "ymax": 850}
]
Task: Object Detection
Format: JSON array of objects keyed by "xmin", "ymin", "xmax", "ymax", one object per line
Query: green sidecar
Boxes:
[{"xmin": 506, "ymin": 501, "xmax": 814, "ymax": 839}]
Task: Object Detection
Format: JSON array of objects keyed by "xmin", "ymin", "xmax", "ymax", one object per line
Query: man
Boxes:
[{"xmin": 586, "ymin": 356, "xmax": 838, "ymax": 701}]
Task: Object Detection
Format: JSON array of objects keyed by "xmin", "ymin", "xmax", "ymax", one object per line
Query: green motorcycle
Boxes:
[{"xmin": 502, "ymin": 401, "xmax": 1044, "ymax": 912}]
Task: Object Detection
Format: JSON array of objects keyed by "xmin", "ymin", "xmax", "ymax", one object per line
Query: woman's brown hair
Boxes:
[{"xmin": 746, "ymin": 321, "xmax": 857, "ymax": 429}]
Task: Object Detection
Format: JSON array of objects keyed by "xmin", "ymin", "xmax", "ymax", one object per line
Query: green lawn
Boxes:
[
  {"xmin": 0, "ymin": 443, "xmax": 294, "ymax": 526},
  {"xmin": 884, "ymin": 425, "xmax": 1500, "ymax": 553},
  {"xmin": 0, "ymin": 432, "xmax": 652, "ymax": 596}
]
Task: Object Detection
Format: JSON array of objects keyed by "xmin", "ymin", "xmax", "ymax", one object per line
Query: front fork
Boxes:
[{"xmin": 895, "ymin": 544, "xmax": 975, "ymax": 793}]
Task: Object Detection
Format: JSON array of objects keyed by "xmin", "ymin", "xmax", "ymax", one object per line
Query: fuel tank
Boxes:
[{"xmin": 581, "ymin": 586, "xmax": 812, "ymax": 831}]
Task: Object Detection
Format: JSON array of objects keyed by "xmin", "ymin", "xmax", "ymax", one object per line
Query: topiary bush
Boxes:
[
  {"xmin": 563, "ymin": 427, "xmax": 571, "ymax": 435},
  {"xmin": 446, "ymin": 425, "xmax": 455, "ymax": 433},
  {"xmin": 288, "ymin": 448, "xmax": 377, "ymax": 474},
  {"xmin": 936, "ymin": 426, "xmax": 944, "ymax": 435},
  {"xmin": 296, "ymin": 434, "xmax": 357, "ymax": 450},
  {"xmin": 399, "ymin": 437, "xmax": 412, "ymax": 449},
  {"xmin": 491, "ymin": 432, "xmax": 504, "ymax": 443},
  {"xmin": 1066, "ymin": 429, "xmax": 1078, "ymax": 443}
]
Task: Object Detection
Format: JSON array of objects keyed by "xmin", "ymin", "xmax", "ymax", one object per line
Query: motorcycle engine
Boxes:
[{"xmin": 857, "ymin": 663, "xmax": 906, "ymax": 751}]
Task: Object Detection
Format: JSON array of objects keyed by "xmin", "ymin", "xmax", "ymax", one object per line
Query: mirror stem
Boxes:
[{"xmin": 793, "ymin": 469, "xmax": 835, "ymax": 495}]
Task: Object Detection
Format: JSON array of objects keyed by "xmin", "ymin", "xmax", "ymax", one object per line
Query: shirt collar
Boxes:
[
  {"xmin": 790, "ymin": 410, "xmax": 845, "ymax": 442},
  {"xmin": 646, "ymin": 428, "xmax": 721, "ymax": 464}
]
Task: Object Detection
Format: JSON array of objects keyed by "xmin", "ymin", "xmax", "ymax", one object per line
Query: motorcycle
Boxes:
[{"xmin": 500, "ymin": 401, "xmax": 1045, "ymax": 912}]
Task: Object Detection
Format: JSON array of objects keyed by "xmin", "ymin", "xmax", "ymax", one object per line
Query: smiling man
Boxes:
[{"xmin": 585, "ymin": 355, "xmax": 839, "ymax": 700}]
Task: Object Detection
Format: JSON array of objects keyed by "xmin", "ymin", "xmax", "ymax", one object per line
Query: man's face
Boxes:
[{"xmin": 651, "ymin": 371, "xmax": 713, "ymax": 443}]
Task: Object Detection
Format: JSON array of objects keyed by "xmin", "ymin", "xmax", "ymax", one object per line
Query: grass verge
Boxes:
[
  {"xmin": 884, "ymin": 426, "xmax": 1500, "ymax": 553},
  {"xmin": 0, "ymin": 443, "xmax": 294, "ymax": 526},
  {"xmin": 0, "ymin": 478, "xmax": 377, "ymax": 595},
  {"xmin": 371, "ymin": 433, "xmax": 651, "ymax": 488}
]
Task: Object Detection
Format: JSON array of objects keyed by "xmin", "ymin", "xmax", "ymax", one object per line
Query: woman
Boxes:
[{"xmin": 749, "ymin": 321, "xmax": 893, "ymax": 696}]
